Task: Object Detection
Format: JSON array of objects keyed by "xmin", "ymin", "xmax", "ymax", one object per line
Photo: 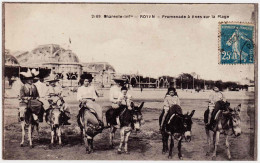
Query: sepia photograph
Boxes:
[{"xmin": 2, "ymin": 3, "xmax": 258, "ymax": 160}]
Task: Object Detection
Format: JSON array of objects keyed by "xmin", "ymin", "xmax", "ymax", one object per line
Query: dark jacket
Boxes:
[{"xmin": 20, "ymin": 84, "xmax": 39, "ymax": 99}]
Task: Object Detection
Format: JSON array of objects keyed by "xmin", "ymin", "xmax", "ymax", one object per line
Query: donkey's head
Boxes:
[
  {"xmin": 50, "ymin": 106, "xmax": 62, "ymax": 128},
  {"xmin": 18, "ymin": 103, "xmax": 28, "ymax": 121},
  {"xmin": 183, "ymin": 110, "xmax": 195, "ymax": 142},
  {"xmin": 229, "ymin": 104, "xmax": 241, "ymax": 137},
  {"xmin": 131, "ymin": 102, "xmax": 144, "ymax": 131}
]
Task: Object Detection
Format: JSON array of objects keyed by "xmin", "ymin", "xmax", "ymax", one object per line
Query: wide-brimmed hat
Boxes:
[
  {"xmin": 20, "ymin": 69, "xmax": 33, "ymax": 78},
  {"xmin": 45, "ymin": 74, "xmax": 59, "ymax": 83},
  {"xmin": 20, "ymin": 69, "xmax": 38, "ymax": 84}
]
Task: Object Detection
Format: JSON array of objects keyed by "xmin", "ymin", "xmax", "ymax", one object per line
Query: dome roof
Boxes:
[
  {"xmin": 16, "ymin": 44, "xmax": 79, "ymax": 64},
  {"xmin": 82, "ymin": 62, "xmax": 116, "ymax": 73},
  {"xmin": 5, "ymin": 54, "xmax": 19, "ymax": 66}
]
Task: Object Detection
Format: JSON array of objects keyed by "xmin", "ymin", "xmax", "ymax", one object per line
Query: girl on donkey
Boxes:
[
  {"xmin": 77, "ymin": 73, "xmax": 104, "ymax": 129},
  {"xmin": 160, "ymin": 87, "xmax": 182, "ymax": 131}
]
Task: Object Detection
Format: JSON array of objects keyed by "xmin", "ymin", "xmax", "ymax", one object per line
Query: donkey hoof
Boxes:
[
  {"xmin": 179, "ymin": 157, "xmax": 183, "ymax": 160},
  {"xmin": 228, "ymin": 156, "xmax": 232, "ymax": 160},
  {"xmin": 20, "ymin": 144, "xmax": 24, "ymax": 147},
  {"xmin": 117, "ymin": 150, "xmax": 122, "ymax": 154},
  {"xmin": 125, "ymin": 151, "xmax": 130, "ymax": 154},
  {"xmin": 168, "ymin": 155, "xmax": 172, "ymax": 159},
  {"xmin": 30, "ymin": 145, "xmax": 34, "ymax": 149},
  {"xmin": 212, "ymin": 156, "xmax": 216, "ymax": 160}
]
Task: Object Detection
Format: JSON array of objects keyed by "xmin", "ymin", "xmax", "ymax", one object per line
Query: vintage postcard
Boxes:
[{"xmin": 2, "ymin": 3, "xmax": 258, "ymax": 160}]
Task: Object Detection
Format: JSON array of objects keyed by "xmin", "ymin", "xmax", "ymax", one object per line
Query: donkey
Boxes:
[
  {"xmin": 77, "ymin": 105, "xmax": 105, "ymax": 154},
  {"xmin": 106, "ymin": 102, "xmax": 144, "ymax": 154},
  {"xmin": 159, "ymin": 108, "xmax": 195, "ymax": 159},
  {"xmin": 204, "ymin": 103, "xmax": 241, "ymax": 160},
  {"xmin": 46, "ymin": 98, "xmax": 64, "ymax": 146},
  {"xmin": 18, "ymin": 102, "xmax": 40, "ymax": 148}
]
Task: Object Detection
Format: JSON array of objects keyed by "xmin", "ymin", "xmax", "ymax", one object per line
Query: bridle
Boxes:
[
  {"xmin": 228, "ymin": 111, "xmax": 240, "ymax": 136},
  {"xmin": 50, "ymin": 107, "xmax": 61, "ymax": 127},
  {"xmin": 182, "ymin": 115, "xmax": 192, "ymax": 141}
]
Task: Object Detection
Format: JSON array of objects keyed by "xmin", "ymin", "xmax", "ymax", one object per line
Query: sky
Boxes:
[{"xmin": 4, "ymin": 3, "xmax": 256, "ymax": 82}]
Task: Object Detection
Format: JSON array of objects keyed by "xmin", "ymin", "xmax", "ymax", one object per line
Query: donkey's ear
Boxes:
[
  {"xmin": 139, "ymin": 102, "xmax": 144, "ymax": 110},
  {"xmin": 236, "ymin": 104, "xmax": 241, "ymax": 112},
  {"xmin": 189, "ymin": 110, "xmax": 195, "ymax": 117},
  {"xmin": 130, "ymin": 102, "xmax": 135, "ymax": 109}
]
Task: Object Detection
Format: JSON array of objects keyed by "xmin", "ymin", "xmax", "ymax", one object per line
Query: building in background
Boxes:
[
  {"xmin": 81, "ymin": 62, "xmax": 116, "ymax": 88},
  {"xmin": 14, "ymin": 44, "xmax": 82, "ymax": 87},
  {"xmin": 11, "ymin": 44, "xmax": 117, "ymax": 88},
  {"xmin": 4, "ymin": 50, "xmax": 20, "ymax": 89}
]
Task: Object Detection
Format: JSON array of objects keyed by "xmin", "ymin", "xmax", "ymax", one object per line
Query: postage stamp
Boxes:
[{"xmin": 219, "ymin": 22, "xmax": 254, "ymax": 64}]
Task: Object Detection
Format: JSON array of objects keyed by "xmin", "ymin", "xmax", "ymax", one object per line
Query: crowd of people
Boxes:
[
  {"xmin": 17, "ymin": 70, "xmax": 136, "ymax": 130},
  {"xmin": 17, "ymin": 69, "xmax": 229, "ymax": 131}
]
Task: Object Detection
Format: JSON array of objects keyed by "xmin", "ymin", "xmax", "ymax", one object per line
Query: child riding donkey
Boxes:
[
  {"xmin": 160, "ymin": 87, "xmax": 182, "ymax": 131},
  {"xmin": 45, "ymin": 75, "xmax": 70, "ymax": 125},
  {"xmin": 109, "ymin": 77, "xmax": 133, "ymax": 128},
  {"xmin": 205, "ymin": 86, "xmax": 230, "ymax": 129}
]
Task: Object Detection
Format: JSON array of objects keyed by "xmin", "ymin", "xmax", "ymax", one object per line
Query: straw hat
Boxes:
[
  {"xmin": 45, "ymin": 73, "xmax": 59, "ymax": 83},
  {"xmin": 20, "ymin": 69, "xmax": 34, "ymax": 78}
]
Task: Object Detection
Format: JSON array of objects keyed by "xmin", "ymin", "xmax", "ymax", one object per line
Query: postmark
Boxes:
[{"xmin": 219, "ymin": 22, "xmax": 254, "ymax": 64}]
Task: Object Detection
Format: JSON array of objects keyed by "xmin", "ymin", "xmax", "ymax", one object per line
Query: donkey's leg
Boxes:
[
  {"xmin": 36, "ymin": 123, "xmax": 40, "ymax": 141},
  {"xmin": 178, "ymin": 138, "xmax": 183, "ymax": 160},
  {"xmin": 205, "ymin": 128, "xmax": 211, "ymax": 156},
  {"xmin": 28, "ymin": 124, "xmax": 33, "ymax": 148},
  {"xmin": 225, "ymin": 135, "xmax": 231, "ymax": 160},
  {"xmin": 51, "ymin": 126, "xmax": 55, "ymax": 145},
  {"xmin": 90, "ymin": 138, "xmax": 94, "ymax": 151},
  {"xmin": 162, "ymin": 133, "xmax": 168, "ymax": 154},
  {"xmin": 20, "ymin": 122, "xmax": 25, "ymax": 147},
  {"xmin": 80, "ymin": 128, "xmax": 84, "ymax": 145},
  {"xmin": 166, "ymin": 134, "xmax": 169, "ymax": 152},
  {"xmin": 109, "ymin": 126, "xmax": 116, "ymax": 148},
  {"xmin": 162, "ymin": 133, "xmax": 166, "ymax": 154},
  {"xmin": 118, "ymin": 128, "xmax": 125, "ymax": 154},
  {"xmin": 31, "ymin": 125, "xmax": 34, "ymax": 137},
  {"xmin": 124, "ymin": 131, "xmax": 131, "ymax": 154},
  {"xmin": 213, "ymin": 132, "xmax": 216, "ymax": 149},
  {"xmin": 168, "ymin": 135, "xmax": 174, "ymax": 159},
  {"xmin": 87, "ymin": 138, "xmax": 93, "ymax": 153},
  {"xmin": 84, "ymin": 135, "xmax": 90, "ymax": 154},
  {"xmin": 212, "ymin": 131, "xmax": 220, "ymax": 160},
  {"xmin": 57, "ymin": 127, "xmax": 62, "ymax": 145}
]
